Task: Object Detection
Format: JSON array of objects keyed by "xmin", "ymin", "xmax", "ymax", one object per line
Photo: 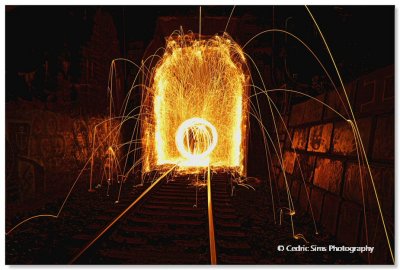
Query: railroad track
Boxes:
[{"xmin": 70, "ymin": 171, "xmax": 254, "ymax": 264}]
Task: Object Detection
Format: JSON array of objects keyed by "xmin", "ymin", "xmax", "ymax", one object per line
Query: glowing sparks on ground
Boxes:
[{"xmin": 143, "ymin": 33, "xmax": 249, "ymax": 175}]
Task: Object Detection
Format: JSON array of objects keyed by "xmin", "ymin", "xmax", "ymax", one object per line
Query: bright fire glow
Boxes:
[
  {"xmin": 143, "ymin": 33, "xmax": 249, "ymax": 175},
  {"xmin": 175, "ymin": 117, "xmax": 218, "ymax": 167}
]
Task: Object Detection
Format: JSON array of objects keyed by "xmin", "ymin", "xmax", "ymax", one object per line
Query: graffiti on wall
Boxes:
[{"xmin": 6, "ymin": 108, "xmax": 120, "ymax": 201}]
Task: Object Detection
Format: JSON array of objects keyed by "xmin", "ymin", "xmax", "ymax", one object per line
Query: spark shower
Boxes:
[
  {"xmin": 5, "ymin": 5, "xmax": 394, "ymax": 265},
  {"xmin": 143, "ymin": 33, "xmax": 249, "ymax": 174}
]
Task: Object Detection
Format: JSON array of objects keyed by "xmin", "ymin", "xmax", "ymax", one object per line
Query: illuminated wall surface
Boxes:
[{"xmin": 142, "ymin": 34, "xmax": 249, "ymax": 174}]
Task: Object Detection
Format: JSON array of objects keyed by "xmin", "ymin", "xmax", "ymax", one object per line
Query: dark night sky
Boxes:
[{"xmin": 5, "ymin": 6, "xmax": 394, "ymax": 89}]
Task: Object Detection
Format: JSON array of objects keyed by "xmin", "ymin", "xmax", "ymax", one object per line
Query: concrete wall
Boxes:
[
  {"xmin": 6, "ymin": 102, "xmax": 113, "ymax": 202},
  {"xmin": 273, "ymin": 65, "xmax": 394, "ymax": 263}
]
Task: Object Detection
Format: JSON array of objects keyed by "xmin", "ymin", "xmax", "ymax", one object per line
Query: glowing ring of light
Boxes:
[{"xmin": 175, "ymin": 117, "xmax": 218, "ymax": 160}]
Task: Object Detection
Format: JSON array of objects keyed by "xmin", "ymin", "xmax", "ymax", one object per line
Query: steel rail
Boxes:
[
  {"xmin": 207, "ymin": 166, "xmax": 217, "ymax": 264},
  {"xmin": 69, "ymin": 165, "xmax": 177, "ymax": 264}
]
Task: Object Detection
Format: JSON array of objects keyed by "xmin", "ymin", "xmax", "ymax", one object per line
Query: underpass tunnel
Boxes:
[{"xmin": 5, "ymin": 6, "xmax": 394, "ymax": 264}]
